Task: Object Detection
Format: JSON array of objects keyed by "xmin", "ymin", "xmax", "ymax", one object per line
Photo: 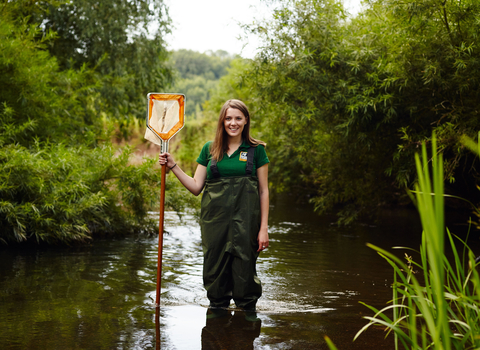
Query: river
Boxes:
[{"xmin": 1, "ymin": 199, "xmax": 478, "ymax": 349}]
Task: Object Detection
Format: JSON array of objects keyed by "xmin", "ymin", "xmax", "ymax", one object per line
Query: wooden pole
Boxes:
[{"xmin": 155, "ymin": 162, "xmax": 167, "ymax": 307}]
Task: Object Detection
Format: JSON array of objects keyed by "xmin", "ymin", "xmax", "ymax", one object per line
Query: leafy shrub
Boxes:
[
  {"xmin": 355, "ymin": 135, "xmax": 480, "ymax": 349},
  {"xmin": 0, "ymin": 4, "xmax": 195, "ymax": 245}
]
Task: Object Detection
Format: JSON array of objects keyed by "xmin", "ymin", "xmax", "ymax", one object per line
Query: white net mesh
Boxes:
[{"xmin": 145, "ymin": 97, "xmax": 182, "ymax": 145}]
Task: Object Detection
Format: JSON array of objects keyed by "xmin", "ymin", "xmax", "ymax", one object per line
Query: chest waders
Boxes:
[{"xmin": 200, "ymin": 147, "xmax": 262, "ymax": 310}]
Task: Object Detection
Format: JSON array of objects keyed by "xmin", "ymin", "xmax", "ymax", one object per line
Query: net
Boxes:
[{"xmin": 145, "ymin": 93, "xmax": 185, "ymax": 145}]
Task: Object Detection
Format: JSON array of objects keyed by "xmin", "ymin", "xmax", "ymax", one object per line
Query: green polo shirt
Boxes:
[{"xmin": 197, "ymin": 141, "xmax": 269, "ymax": 180}]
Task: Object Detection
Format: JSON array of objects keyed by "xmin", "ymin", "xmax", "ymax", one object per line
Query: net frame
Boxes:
[{"xmin": 146, "ymin": 93, "xmax": 185, "ymax": 143}]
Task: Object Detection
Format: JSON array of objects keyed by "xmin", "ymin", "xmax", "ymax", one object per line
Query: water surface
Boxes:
[{"xmin": 1, "ymin": 200, "xmax": 476, "ymax": 349}]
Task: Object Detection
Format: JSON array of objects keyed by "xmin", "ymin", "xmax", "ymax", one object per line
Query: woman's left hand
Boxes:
[{"xmin": 257, "ymin": 228, "xmax": 269, "ymax": 252}]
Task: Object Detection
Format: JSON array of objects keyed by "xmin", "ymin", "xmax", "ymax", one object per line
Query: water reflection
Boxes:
[
  {"xmin": 2, "ymin": 199, "xmax": 477, "ymax": 349},
  {"xmin": 0, "ymin": 238, "xmax": 159, "ymax": 350},
  {"xmin": 202, "ymin": 309, "xmax": 261, "ymax": 349},
  {"xmin": 155, "ymin": 308, "xmax": 161, "ymax": 350}
]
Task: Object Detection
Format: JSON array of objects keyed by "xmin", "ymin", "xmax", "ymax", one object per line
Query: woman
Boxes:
[{"xmin": 159, "ymin": 99, "xmax": 269, "ymax": 312}]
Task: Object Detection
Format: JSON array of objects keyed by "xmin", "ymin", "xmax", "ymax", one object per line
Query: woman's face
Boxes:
[{"xmin": 224, "ymin": 107, "xmax": 248, "ymax": 139}]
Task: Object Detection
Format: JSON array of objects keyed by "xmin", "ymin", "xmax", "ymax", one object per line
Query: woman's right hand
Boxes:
[{"xmin": 159, "ymin": 152, "xmax": 176, "ymax": 169}]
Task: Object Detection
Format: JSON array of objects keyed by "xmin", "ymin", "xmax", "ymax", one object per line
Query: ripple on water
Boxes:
[{"xmin": 0, "ymin": 206, "xmax": 428, "ymax": 349}]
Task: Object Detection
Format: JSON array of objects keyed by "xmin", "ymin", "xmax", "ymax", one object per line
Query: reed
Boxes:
[{"xmin": 353, "ymin": 135, "xmax": 480, "ymax": 349}]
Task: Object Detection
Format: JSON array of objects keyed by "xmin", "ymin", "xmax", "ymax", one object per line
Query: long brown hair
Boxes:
[{"xmin": 210, "ymin": 99, "xmax": 266, "ymax": 161}]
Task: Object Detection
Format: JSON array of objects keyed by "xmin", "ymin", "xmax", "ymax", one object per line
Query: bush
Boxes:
[
  {"xmin": 0, "ymin": 6, "xmax": 196, "ymax": 245},
  {"xmin": 355, "ymin": 135, "xmax": 480, "ymax": 349}
]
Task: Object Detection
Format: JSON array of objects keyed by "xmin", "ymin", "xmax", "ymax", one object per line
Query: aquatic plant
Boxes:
[{"xmin": 353, "ymin": 135, "xmax": 480, "ymax": 349}]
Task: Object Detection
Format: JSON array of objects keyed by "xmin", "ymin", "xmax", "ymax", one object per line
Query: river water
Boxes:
[{"xmin": 1, "ymin": 199, "xmax": 478, "ymax": 349}]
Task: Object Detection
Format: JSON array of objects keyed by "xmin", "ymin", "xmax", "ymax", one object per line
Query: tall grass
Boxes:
[{"xmin": 351, "ymin": 135, "xmax": 480, "ymax": 349}]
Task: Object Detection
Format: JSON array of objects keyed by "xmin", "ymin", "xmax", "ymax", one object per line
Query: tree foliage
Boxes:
[
  {"xmin": 38, "ymin": 0, "xmax": 173, "ymax": 124},
  {"xmin": 172, "ymin": 49, "xmax": 234, "ymax": 80},
  {"xmin": 221, "ymin": 0, "xmax": 480, "ymax": 222},
  {"xmin": 0, "ymin": 2, "xmax": 194, "ymax": 244}
]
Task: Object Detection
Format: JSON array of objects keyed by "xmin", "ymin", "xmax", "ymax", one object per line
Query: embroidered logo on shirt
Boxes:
[{"xmin": 239, "ymin": 151, "xmax": 248, "ymax": 162}]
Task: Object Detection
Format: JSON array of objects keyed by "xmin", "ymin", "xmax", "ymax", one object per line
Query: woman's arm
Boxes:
[
  {"xmin": 159, "ymin": 152, "xmax": 207, "ymax": 196},
  {"xmin": 257, "ymin": 163, "xmax": 269, "ymax": 252}
]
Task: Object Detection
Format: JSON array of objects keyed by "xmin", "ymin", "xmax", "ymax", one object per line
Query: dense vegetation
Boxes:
[
  {"xmin": 201, "ymin": 0, "xmax": 480, "ymax": 223},
  {"xmin": 0, "ymin": 0, "xmax": 195, "ymax": 244},
  {"xmin": 39, "ymin": 0, "xmax": 173, "ymax": 134},
  {"xmin": 2, "ymin": 0, "xmax": 480, "ymax": 243},
  {"xmin": 335, "ymin": 136, "xmax": 480, "ymax": 350}
]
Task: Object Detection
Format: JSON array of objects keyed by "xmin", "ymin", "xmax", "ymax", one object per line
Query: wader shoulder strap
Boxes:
[
  {"xmin": 209, "ymin": 146, "xmax": 255, "ymax": 178},
  {"xmin": 245, "ymin": 147, "xmax": 255, "ymax": 176},
  {"xmin": 210, "ymin": 157, "xmax": 221, "ymax": 179}
]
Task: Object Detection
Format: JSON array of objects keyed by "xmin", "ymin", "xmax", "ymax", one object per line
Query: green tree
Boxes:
[
  {"xmin": 0, "ymin": 11, "xmax": 100, "ymax": 146},
  {"xmin": 38, "ymin": 0, "xmax": 173, "ymax": 126},
  {"xmin": 171, "ymin": 49, "xmax": 233, "ymax": 80},
  {"xmin": 0, "ymin": 7, "xmax": 195, "ymax": 244},
  {"xmin": 226, "ymin": 0, "xmax": 480, "ymax": 223}
]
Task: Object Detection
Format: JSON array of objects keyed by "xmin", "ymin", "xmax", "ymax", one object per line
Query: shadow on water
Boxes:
[{"xmin": 1, "ymin": 198, "xmax": 479, "ymax": 349}]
